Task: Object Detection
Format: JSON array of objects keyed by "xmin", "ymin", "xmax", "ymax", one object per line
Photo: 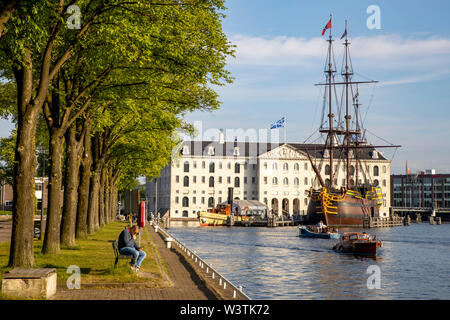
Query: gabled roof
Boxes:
[{"xmin": 179, "ymin": 141, "xmax": 388, "ymax": 161}]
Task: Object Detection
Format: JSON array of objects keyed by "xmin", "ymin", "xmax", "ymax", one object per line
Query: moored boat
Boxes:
[
  {"xmin": 332, "ymin": 232, "xmax": 382, "ymax": 256},
  {"xmin": 198, "ymin": 187, "xmax": 253, "ymax": 226},
  {"xmin": 299, "ymin": 225, "xmax": 340, "ymax": 239}
]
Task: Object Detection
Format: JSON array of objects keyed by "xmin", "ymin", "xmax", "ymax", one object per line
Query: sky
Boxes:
[
  {"xmin": 2, "ymin": 0, "xmax": 450, "ymax": 174},
  {"xmin": 181, "ymin": 0, "xmax": 450, "ymax": 174}
]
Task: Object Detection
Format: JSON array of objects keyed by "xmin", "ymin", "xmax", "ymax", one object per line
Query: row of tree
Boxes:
[{"xmin": 0, "ymin": 0, "xmax": 234, "ymax": 267}]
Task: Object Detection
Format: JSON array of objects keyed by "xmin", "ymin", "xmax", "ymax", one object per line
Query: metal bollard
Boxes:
[{"xmin": 165, "ymin": 237, "xmax": 173, "ymax": 249}]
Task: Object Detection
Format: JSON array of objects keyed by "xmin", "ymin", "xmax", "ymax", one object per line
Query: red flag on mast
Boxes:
[{"xmin": 321, "ymin": 17, "xmax": 332, "ymax": 36}]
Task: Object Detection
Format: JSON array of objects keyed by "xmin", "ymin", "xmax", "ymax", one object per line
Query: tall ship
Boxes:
[{"xmin": 305, "ymin": 17, "xmax": 400, "ymax": 227}]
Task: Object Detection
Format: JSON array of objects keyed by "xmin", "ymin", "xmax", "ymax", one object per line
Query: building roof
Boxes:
[{"xmin": 179, "ymin": 141, "xmax": 388, "ymax": 161}]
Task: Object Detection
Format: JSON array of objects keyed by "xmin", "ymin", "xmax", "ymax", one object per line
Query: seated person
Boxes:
[{"xmin": 118, "ymin": 225, "xmax": 146, "ymax": 272}]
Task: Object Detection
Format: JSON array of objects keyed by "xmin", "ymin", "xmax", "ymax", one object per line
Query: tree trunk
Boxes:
[
  {"xmin": 98, "ymin": 165, "xmax": 106, "ymax": 227},
  {"xmin": 8, "ymin": 56, "xmax": 40, "ymax": 268},
  {"xmin": 60, "ymin": 126, "xmax": 81, "ymax": 247},
  {"xmin": 9, "ymin": 107, "xmax": 39, "ymax": 267},
  {"xmin": 104, "ymin": 170, "xmax": 110, "ymax": 224},
  {"xmin": 75, "ymin": 125, "xmax": 91, "ymax": 239},
  {"xmin": 87, "ymin": 166, "xmax": 100, "ymax": 234},
  {"xmin": 42, "ymin": 131, "xmax": 64, "ymax": 254}
]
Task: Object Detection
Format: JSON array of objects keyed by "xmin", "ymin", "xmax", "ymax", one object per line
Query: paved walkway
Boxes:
[
  {"xmin": 53, "ymin": 225, "xmax": 219, "ymax": 300},
  {"xmin": 0, "ymin": 220, "xmax": 12, "ymax": 243}
]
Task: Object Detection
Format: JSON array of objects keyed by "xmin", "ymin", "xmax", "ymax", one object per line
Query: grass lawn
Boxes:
[
  {"xmin": 0, "ymin": 222, "xmax": 166, "ymax": 290},
  {"xmin": 0, "ymin": 211, "xmax": 12, "ymax": 215}
]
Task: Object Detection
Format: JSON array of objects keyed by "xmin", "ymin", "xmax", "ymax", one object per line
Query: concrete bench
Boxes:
[{"xmin": 1, "ymin": 268, "xmax": 57, "ymax": 299}]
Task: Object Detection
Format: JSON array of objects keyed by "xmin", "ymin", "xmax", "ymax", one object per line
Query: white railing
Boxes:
[{"xmin": 153, "ymin": 222, "xmax": 251, "ymax": 300}]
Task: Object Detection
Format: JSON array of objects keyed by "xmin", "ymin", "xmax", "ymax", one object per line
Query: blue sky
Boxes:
[
  {"xmin": 1, "ymin": 0, "xmax": 450, "ymax": 174},
  {"xmin": 182, "ymin": 0, "xmax": 450, "ymax": 174}
]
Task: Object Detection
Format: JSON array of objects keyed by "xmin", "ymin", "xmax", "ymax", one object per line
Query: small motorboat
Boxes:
[
  {"xmin": 333, "ymin": 232, "xmax": 382, "ymax": 256},
  {"xmin": 299, "ymin": 226, "xmax": 340, "ymax": 239}
]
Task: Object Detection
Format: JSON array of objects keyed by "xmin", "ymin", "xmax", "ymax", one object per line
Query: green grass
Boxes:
[
  {"xmin": 0, "ymin": 211, "xmax": 12, "ymax": 215},
  {"xmin": 0, "ymin": 222, "xmax": 165, "ymax": 289}
]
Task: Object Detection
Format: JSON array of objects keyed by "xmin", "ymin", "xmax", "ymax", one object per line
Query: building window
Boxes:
[
  {"xmin": 350, "ymin": 165, "xmax": 355, "ymax": 175},
  {"xmin": 283, "ymin": 163, "xmax": 289, "ymax": 171},
  {"xmin": 193, "ymin": 161, "xmax": 197, "ymax": 169},
  {"xmin": 294, "ymin": 178, "xmax": 299, "ymax": 185},
  {"xmin": 325, "ymin": 165, "xmax": 331, "ymax": 175},
  {"xmin": 209, "ymin": 177, "xmax": 214, "ymax": 187},
  {"xmin": 182, "ymin": 210, "xmax": 189, "ymax": 217},
  {"xmin": 183, "ymin": 176, "xmax": 189, "ymax": 187},
  {"xmin": 235, "ymin": 163, "xmax": 240, "ymax": 173},
  {"xmin": 208, "ymin": 197, "xmax": 215, "ymax": 207},
  {"xmin": 182, "ymin": 197, "xmax": 189, "ymax": 207},
  {"xmin": 218, "ymin": 176, "xmax": 222, "ymax": 184},
  {"xmin": 201, "ymin": 197, "xmax": 205, "ymax": 204},
  {"xmin": 175, "ymin": 197, "xmax": 179, "ymax": 204},
  {"xmin": 227, "ymin": 162, "xmax": 231, "ymax": 169},
  {"xmin": 304, "ymin": 177, "xmax": 308, "ymax": 185},
  {"xmin": 383, "ymin": 179, "xmax": 386, "ymax": 187},
  {"xmin": 283, "ymin": 178, "xmax": 289, "ymax": 185},
  {"xmin": 193, "ymin": 197, "xmax": 196, "ymax": 204},
  {"xmin": 235, "ymin": 177, "xmax": 240, "ymax": 188},
  {"xmin": 294, "ymin": 163, "xmax": 299, "ymax": 171},
  {"xmin": 244, "ymin": 177, "xmax": 248, "ymax": 184},
  {"xmin": 374, "ymin": 179, "xmax": 379, "ymax": 187},
  {"xmin": 374, "ymin": 166, "xmax": 379, "ymax": 177},
  {"xmin": 264, "ymin": 162, "xmax": 268, "ymax": 169},
  {"xmin": 252, "ymin": 177, "xmax": 256, "ymax": 184},
  {"xmin": 209, "ymin": 162, "xmax": 215, "ymax": 173},
  {"xmin": 202, "ymin": 176, "xmax": 206, "ymax": 184},
  {"xmin": 272, "ymin": 163, "xmax": 278, "ymax": 171},
  {"xmin": 176, "ymin": 176, "xmax": 179, "ymax": 183},
  {"xmin": 227, "ymin": 176, "xmax": 231, "ymax": 184},
  {"xmin": 304, "ymin": 163, "xmax": 308, "ymax": 170},
  {"xmin": 184, "ymin": 161, "xmax": 189, "ymax": 173},
  {"xmin": 264, "ymin": 177, "xmax": 268, "ymax": 184},
  {"xmin": 202, "ymin": 161, "xmax": 206, "ymax": 169},
  {"xmin": 272, "ymin": 177, "xmax": 278, "ymax": 185},
  {"xmin": 219, "ymin": 162, "xmax": 223, "ymax": 169},
  {"xmin": 383, "ymin": 166, "xmax": 387, "ymax": 174}
]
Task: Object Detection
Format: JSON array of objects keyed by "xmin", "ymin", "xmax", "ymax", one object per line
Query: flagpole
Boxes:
[{"xmin": 284, "ymin": 115, "xmax": 287, "ymax": 144}]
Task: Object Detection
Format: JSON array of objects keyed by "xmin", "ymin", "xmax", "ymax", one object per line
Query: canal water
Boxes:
[{"xmin": 168, "ymin": 222, "xmax": 450, "ymax": 300}]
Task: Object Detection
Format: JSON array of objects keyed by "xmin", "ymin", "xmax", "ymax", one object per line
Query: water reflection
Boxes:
[{"xmin": 167, "ymin": 222, "xmax": 450, "ymax": 300}]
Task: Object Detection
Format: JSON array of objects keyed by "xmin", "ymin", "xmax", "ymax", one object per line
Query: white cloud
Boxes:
[{"xmin": 229, "ymin": 33, "xmax": 450, "ymax": 75}]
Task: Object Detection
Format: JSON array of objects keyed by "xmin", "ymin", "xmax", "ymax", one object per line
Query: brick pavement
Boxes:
[
  {"xmin": 53, "ymin": 225, "xmax": 220, "ymax": 300},
  {"xmin": 0, "ymin": 220, "xmax": 12, "ymax": 243}
]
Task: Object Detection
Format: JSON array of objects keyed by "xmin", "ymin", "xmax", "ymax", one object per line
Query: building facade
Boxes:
[
  {"xmin": 0, "ymin": 178, "xmax": 49, "ymax": 212},
  {"xmin": 146, "ymin": 138, "xmax": 392, "ymax": 220},
  {"xmin": 391, "ymin": 171, "xmax": 450, "ymax": 208}
]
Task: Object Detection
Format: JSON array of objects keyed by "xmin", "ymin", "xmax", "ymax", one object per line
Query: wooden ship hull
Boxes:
[{"xmin": 306, "ymin": 187, "xmax": 382, "ymax": 227}]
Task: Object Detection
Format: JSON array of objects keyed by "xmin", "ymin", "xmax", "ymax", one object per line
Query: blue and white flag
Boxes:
[{"xmin": 270, "ymin": 117, "xmax": 285, "ymax": 129}]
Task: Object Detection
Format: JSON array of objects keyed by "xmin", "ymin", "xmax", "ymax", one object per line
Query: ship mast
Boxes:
[
  {"xmin": 343, "ymin": 20, "xmax": 351, "ymax": 189},
  {"xmin": 326, "ymin": 14, "xmax": 335, "ymax": 189},
  {"xmin": 354, "ymin": 85, "xmax": 360, "ymax": 187}
]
